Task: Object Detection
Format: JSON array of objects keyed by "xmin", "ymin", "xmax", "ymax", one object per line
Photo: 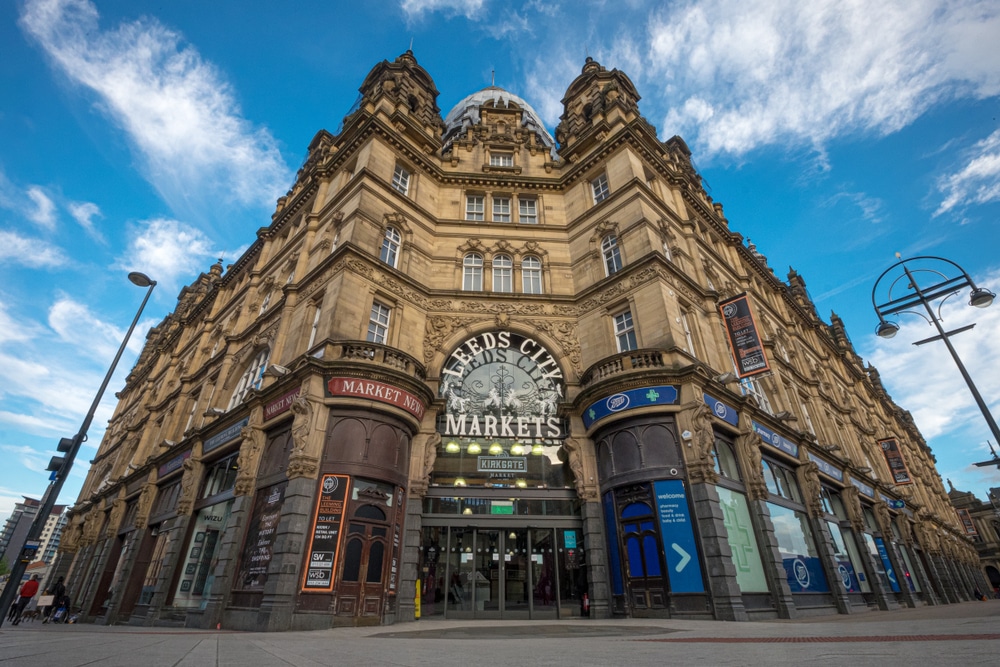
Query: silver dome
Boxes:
[{"xmin": 442, "ymin": 86, "xmax": 556, "ymax": 156}]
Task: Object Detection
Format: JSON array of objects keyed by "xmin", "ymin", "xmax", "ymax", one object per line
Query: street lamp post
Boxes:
[
  {"xmin": 871, "ymin": 254, "xmax": 1000, "ymax": 445},
  {"xmin": 0, "ymin": 272, "xmax": 156, "ymax": 627}
]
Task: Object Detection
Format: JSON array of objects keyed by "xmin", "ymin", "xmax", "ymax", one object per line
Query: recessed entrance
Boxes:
[{"xmin": 420, "ymin": 524, "xmax": 585, "ymax": 619}]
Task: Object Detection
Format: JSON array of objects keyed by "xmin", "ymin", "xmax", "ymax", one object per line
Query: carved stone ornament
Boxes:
[
  {"xmin": 682, "ymin": 401, "xmax": 719, "ymax": 485},
  {"xmin": 82, "ymin": 508, "xmax": 103, "ymax": 545},
  {"xmin": 234, "ymin": 423, "xmax": 266, "ymax": 496},
  {"xmin": 734, "ymin": 423, "xmax": 767, "ymax": 500},
  {"xmin": 134, "ymin": 483, "xmax": 156, "ymax": 529},
  {"xmin": 176, "ymin": 458, "xmax": 200, "ymax": 516},
  {"xmin": 873, "ymin": 500, "xmax": 891, "ymax": 534},
  {"xmin": 60, "ymin": 517, "xmax": 83, "ymax": 553},
  {"xmin": 105, "ymin": 496, "xmax": 126, "ymax": 539},
  {"xmin": 287, "ymin": 393, "xmax": 320, "ymax": 479},
  {"xmin": 840, "ymin": 486, "xmax": 866, "ymax": 533},
  {"xmin": 796, "ymin": 462, "xmax": 823, "ymax": 518},
  {"xmin": 563, "ymin": 437, "xmax": 597, "ymax": 501},
  {"xmin": 419, "ymin": 431, "xmax": 442, "ymax": 491}
]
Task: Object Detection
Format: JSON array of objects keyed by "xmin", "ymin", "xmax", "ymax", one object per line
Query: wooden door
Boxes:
[{"xmin": 335, "ymin": 504, "xmax": 389, "ymax": 625}]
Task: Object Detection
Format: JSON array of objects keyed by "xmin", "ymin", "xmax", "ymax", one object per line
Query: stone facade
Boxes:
[{"xmin": 52, "ymin": 52, "xmax": 983, "ymax": 630}]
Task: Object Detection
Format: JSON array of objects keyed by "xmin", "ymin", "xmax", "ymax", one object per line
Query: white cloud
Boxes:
[
  {"xmin": 119, "ymin": 217, "xmax": 218, "ymax": 288},
  {"xmin": 401, "ymin": 0, "xmax": 487, "ymax": 21},
  {"xmin": 19, "ymin": 0, "xmax": 292, "ymax": 221},
  {"xmin": 627, "ymin": 0, "xmax": 1000, "ymax": 158},
  {"xmin": 0, "ymin": 230, "xmax": 68, "ymax": 268},
  {"xmin": 935, "ymin": 129, "xmax": 1000, "ymax": 216},
  {"xmin": 26, "ymin": 186, "xmax": 57, "ymax": 230},
  {"xmin": 49, "ymin": 296, "xmax": 130, "ymax": 362},
  {"xmin": 67, "ymin": 200, "xmax": 104, "ymax": 241},
  {"xmin": 0, "ymin": 444, "xmax": 50, "ymax": 474}
]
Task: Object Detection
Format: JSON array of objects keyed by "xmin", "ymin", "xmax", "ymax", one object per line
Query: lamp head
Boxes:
[
  {"xmin": 128, "ymin": 272, "xmax": 155, "ymax": 287},
  {"xmin": 969, "ymin": 287, "xmax": 995, "ymax": 309},
  {"xmin": 876, "ymin": 320, "xmax": 899, "ymax": 339}
]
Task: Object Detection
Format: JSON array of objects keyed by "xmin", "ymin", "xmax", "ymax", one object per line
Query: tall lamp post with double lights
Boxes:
[
  {"xmin": 871, "ymin": 254, "xmax": 1000, "ymax": 446},
  {"xmin": 0, "ymin": 272, "xmax": 156, "ymax": 627}
]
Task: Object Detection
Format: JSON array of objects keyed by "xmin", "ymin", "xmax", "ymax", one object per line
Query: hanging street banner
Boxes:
[
  {"xmin": 302, "ymin": 474, "xmax": 351, "ymax": 591},
  {"xmin": 877, "ymin": 438, "xmax": 913, "ymax": 485},
  {"xmin": 718, "ymin": 293, "xmax": 771, "ymax": 378}
]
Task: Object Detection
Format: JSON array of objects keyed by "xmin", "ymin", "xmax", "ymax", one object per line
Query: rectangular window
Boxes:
[
  {"xmin": 307, "ymin": 305, "xmax": 322, "ymax": 348},
  {"xmin": 367, "ymin": 302, "xmax": 391, "ymax": 344},
  {"xmin": 680, "ymin": 309, "xmax": 695, "ymax": 355},
  {"xmin": 592, "ymin": 173, "xmax": 610, "ymax": 203},
  {"xmin": 518, "ymin": 197, "xmax": 537, "ymax": 224},
  {"xmin": 391, "ymin": 164, "xmax": 410, "ymax": 195},
  {"xmin": 465, "ymin": 195, "xmax": 485, "ymax": 221},
  {"xmin": 614, "ymin": 310, "xmax": 637, "ymax": 352},
  {"xmin": 493, "ymin": 196, "xmax": 511, "ymax": 222},
  {"xmin": 490, "ymin": 153, "xmax": 513, "ymax": 167}
]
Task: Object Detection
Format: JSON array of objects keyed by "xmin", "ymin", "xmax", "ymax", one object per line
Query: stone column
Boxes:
[
  {"xmin": 582, "ymin": 500, "xmax": 611, "ymax": 619},
  {"xmin": 198, "ymin": 494, "xmax": 251, "ymax": 629},
  {"xmin": 797, "ymin": 462, "xmax": 851, "ymax": 615},
  {"xmin": 397, "ymin": 498, "xmax": 423, "ymax": 623},
  {"xmin": 689, "ymin": 481, "xmax": 748, "ymax": 621},
  {"xmin": 145, "ymin": 514, "xmax": 192, "ymax": 624}
]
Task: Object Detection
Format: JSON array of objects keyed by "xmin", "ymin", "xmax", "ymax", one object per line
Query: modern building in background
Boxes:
[
  {"xmin": 0, "ymin": 498, "xmax": 66, "ymax": 571},
  {"xmin": 50, "ymin": 52, "xmax": 986, "ymax": 630}
]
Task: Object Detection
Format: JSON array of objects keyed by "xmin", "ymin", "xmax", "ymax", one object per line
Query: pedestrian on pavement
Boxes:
[
  {"xmin": 11, "ymin": 575, "xmax": 40, "ymax": 625},
  {"xmin": 43, "ymin": 576, "xmax": 66, "ymax": 623}
]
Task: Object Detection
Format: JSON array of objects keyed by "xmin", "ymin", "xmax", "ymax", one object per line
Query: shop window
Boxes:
[
  {"xmin": 762, "ymin": 459, "xmax": 802, "ymax": 503},
  {"xmin": 602, "ymin": 234, "xmax": 622, "ymax": 275},
  {"xmin": 463, "ymin": 253, "xmax": 483, "ymax": 291},
  {"xmin": 714, "ymin": 439, "xmax": 742, "ymax": 481},
  {"xmin": 493, "ymin": 196, "xmax": 512, "ymax": 222},
  {"xmin": 492, "ymin": 254, "xmax": 513, "ymax": 292},
  {"xmin": 151, "ymin": 481, "xmax": 181, "ymax": 517},
  {"xmin": 391, "ymin": 164, "xmax": 410, "ymax": 195},
  {"xmin": 518, "ymin": 197, "xmax": 537, "ymax": 224},
  {"xmin": 592, "ymin": 173, "xmax": 610, "ymax": 203},
  {"xmin": 716, "ymin": 486, "xmax": 769, "ymax": 592},
  {"xmin": 379, "ymin": 226, "xmax": 401, "ymax": 268},
  {"xmin": 767, "ymin": 502, "xmax": 830, "ymax": 593},
  {"xmin": 614, "ymin": 309, "xmax": 637, "ymax": 352},
  {"xmin": 522, "ymin": 256, "xmax": 542, "ymax": 294},
  {"xmin": 466, "ymin": 195, "xmax": 484, "ymax": 221},
  {"xmin": 200, "ymin": 452, "xmax": 239, "ymax": 500},
  {"xmin": 367, "ymin": 301, "xmax": 391, "ymax": 344},
  {"xmin": 228, "ymin": 348, "xmax": 270, "ymax": 409}
]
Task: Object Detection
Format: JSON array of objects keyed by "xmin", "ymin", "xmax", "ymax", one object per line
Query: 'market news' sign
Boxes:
[{"xmin": 719, "ymin": 293, "xmax": 771, "ymax": 378}]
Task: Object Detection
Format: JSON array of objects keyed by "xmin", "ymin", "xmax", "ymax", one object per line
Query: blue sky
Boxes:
[{"xmin": 2, "ymin": 0, "xmax": 1000, "ymax": 523}]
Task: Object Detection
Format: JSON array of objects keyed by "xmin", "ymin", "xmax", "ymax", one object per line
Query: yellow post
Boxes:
[{"xmin": 415, "ymin": 579, "xmax": 421, "ymax": 619}]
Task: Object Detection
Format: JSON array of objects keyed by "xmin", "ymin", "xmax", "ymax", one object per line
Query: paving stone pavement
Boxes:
[{"xmin": 2, "ymin": 601, "xmax": 999, "ymax": 667}]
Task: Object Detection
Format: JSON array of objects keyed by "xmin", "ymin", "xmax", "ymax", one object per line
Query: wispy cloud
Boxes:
[
  {"xmin": 19, "ymin": 0, "xmax": 292, "ymax": 225},
  {"xmin": 26, "ymin": 186, "xmax": 57, "ymax": 229},
  {"xmin": 401, "ymin": 0, "xmax": 487, "ymax": 21},
  {"xmin": 117, "ymin": 217, "xmax": 219, "ymax": 289},
  {"xmin": 934, "ymin": 129, "xmax": 1000, "ymax": 216},
  {"xmin": 0, "ymin": 230, "xmax": 68, "ymax": 268},
  {"xmin": 68, "ymin": 200, "xmax": 104, "ymax": 242}
]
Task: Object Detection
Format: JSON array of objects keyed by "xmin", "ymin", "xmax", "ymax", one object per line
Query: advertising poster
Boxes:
[
  {"xmin": 652, "ymin": 479, "xmax": 705, "ymax": 593},
  {"xmin": 718, "ymin": 293, "xmax": 771, "ymax": 378},
  {"xmin": 236, "ymin": 481, "xmax": 287, "ymax": 590},
  {"xmin": 302, "ymin": 474, "xmax": 351, "ymax": 591},
  {"xmin": 878, "ymin": 438, "xmax": 913, "ymax": 485},
  {"xmin": 956, "ymin": 508, "xmax": 978, "ymax": 536}
]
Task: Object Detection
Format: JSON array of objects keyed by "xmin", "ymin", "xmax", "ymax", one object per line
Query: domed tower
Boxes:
[
  {"xmin": 355, "ymin": 50, "xmax": 443, "ymax": 141},
  {"xmin": 441, "ymin": 86, "xmax": 558, "ymax": 164},
  {"xmin": 555, "ymin": 57, "xmax": 643, "ymax": 151}
]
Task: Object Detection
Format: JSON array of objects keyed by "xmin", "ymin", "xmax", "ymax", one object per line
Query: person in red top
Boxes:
[{"xmin": 11, "ymin": 574, "xmax": 40, "ymax": 625}]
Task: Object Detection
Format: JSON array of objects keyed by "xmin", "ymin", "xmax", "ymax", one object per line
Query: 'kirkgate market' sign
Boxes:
[{"xmin": 439, "ymin": 331, "xmax": 567, "ymax": 439}]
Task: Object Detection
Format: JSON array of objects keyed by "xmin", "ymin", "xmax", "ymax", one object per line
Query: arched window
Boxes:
[
  {"xmin": 379, "ymin": 226, "xmax": 401, "ymax": 267},
  {"xmin": 522, "ymin": 256, "xmax": 542, "ymax": 294},
  {"xmin": 602, "ymin": 234, "xmax": 622, "ymax": 275},
  {"xmin": 228, "ymin": 348, "xmax": 270, "ymax": 409},
  {"xmin": 493, "ymin": 254, "xmax": 513, "ymax": 292},
  {"xmin": 463, "ymin": 253, "xmax": 483, "ymax": 291}
]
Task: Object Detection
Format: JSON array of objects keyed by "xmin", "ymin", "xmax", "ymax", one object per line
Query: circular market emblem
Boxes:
[
  {"xmin": 838, "ymin": 564, "xmax": 852, "ymax": 590},
  {"xmin": 793, "ymin": 558, "xmax": 810, "ymax": 589},
  {"xmin": 606, "ymin": 394, "xmax": 630, "ymax": 412},
  {"xmin": 323, "ymin": 477, "xmax": 338, "ymax": 494},
  {"xmin": 713, "ymin": 401, "xmax": 727, "ymax": 418}
]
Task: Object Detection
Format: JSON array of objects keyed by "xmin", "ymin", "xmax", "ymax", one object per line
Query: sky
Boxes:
[{"xmin": 1, "ymin": 0, "xmax": 999, "ymax": 526}]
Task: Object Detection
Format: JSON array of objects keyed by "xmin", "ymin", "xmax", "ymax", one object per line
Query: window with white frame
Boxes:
[
  {"xmin": 614, "ymin": 310, "xmax": 637, "ymax": 352},
  {"xmin": 391, "ymin": 164, "xmax": 410, "ymax": 195},
  {"xmin": 367, "ymin": 302, "xmax": 391, "ymax": 344},
  {"xmin": 592, "ymin": 173, "xmax": 610, "ymax": 203},
  {"xmin": 466, "ymin": 195, "xmax": 485, "ymax": 221},
  {"xmin": 228, "ymin": 348, "xmax": 270, "ymax": 409},
  {"xmin": 258, "ymin": 290, "xmax": 272, "ymax": 314},
  {"xmin": 799, "ymin": 399, "xmax": 816, "ymax": 436},
  {"xmin": 380, "ymin": 226, "xmax": 401, "ymax": 267},
  {"xmin": 739, "ymin": 375, "xmax": 774, "ymax": 415},
  {"xmin": 330, "ymin": 230, "xmax": 339, "ymax": 254},
  {"xmin": 522, "ymin": 256, "xmax": 542, "ymax": 294},
  {"xmin": 307, "ymin": 304, "xmax": 322, "ymax": 348},
  {"xmin": 463, "ymin": 253, "xmax": 483, "ymax": 291},
  {"xmin": 602, "ymin": 234, "xmax": 623, "ymax": 275},
  {"xmin": 490, "ymin": 153, "xmax": 513, "ymax": 167},
  {"xmin": 493, "ymin": 196, "xmax": 512, "ymax": 222},
  {"xmin": 679, "ymin": 309, "xmax": 695, "ymax": 354},
  {"xmin": 663, "ymin": 239, "xmax": 672, "ymax": 262},
  {"xmin": 492, "ymin": 254, "xmax": 513, "ymax": 292},
  {"xmin": 518, "ymin": 197, "xmax": 538, "ymax": 224}
]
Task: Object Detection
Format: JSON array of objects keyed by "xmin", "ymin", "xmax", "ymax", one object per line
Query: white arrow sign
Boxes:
[{"xmin": 672, "ymin": 543, "xmax": 691, "ymax": 572}]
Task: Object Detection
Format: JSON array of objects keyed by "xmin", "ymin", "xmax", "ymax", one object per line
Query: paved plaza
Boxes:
[{"xmin": 2, "ymin": 601, "xmax": 999, "ymax": 666}]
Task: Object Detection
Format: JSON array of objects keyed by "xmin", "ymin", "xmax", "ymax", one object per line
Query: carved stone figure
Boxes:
[
  {"xmin": 105, "ymin": 497, "xmax": 126, "ymax": 539},
  {"xmin": 134, "ymin": 483, "xmax": 156, "ymax": 529},
  {"xmin": 176, "ymin": 458, "xmax": 199, "ymax": 516},
  {"xmin": 840, "ymin": 486, "xmax": 865, "ymax": 533},
  {"xmin": 796, "ymin": 462, "xmax": 823, "ymax": 517},
  {"xmin": 562, "ymin": 437, "xmax": 596, "ymax": 501},
  {"xmin": 60, "ymin": 517, "xmax": 83, "ymax": 553},
  {"xmin": 684, "ymin": 401, "xmax": 719, "ymax": 485},
  {"xmin": 289, "ymin": 394, "xmax": 314, "ymax": 458},
  {"xmin": 420, "ymin": 432, "xmax": 442, "ymax": 489},
  {"xmin": 873, "ymin": 500, "xmax": 891, "ymax": 534},
  {"xmin": 734, "ymin": 428, "xmax": 767, "ymax": 500},
  {"xmin": 235, "ymin": 422, "xmax": 266, "ymax": 496}
]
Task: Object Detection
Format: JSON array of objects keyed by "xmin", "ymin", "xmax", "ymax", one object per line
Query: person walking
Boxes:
[
  {"xmin": 43, "ymin": 576, "xmax": 66, "ymax": 623},
  {"xmin": 11, "ymin": 574, "xmax": 40, "ymax": 625}
]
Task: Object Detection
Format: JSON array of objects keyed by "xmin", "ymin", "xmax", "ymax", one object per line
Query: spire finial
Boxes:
[{"xmin": 491, "ymin": 69, "xmax": 495, "ymax": 86}]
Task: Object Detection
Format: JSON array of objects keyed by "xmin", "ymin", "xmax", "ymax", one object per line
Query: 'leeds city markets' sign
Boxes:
[{"xmin": 439, "ymin": 331, "xmax": 566, "ymax": 439}]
